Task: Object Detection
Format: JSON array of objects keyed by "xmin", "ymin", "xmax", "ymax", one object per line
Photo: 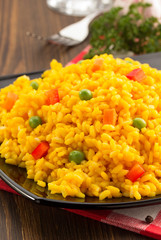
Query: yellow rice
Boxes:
[{"xmin": 1, "ymin": 54, "xmax": 161, "ymax": 200}]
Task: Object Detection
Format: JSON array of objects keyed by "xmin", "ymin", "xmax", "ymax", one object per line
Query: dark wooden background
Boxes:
[{"xmin": 0, "ymin": 0, "xmax": 152, "ymax": 239}]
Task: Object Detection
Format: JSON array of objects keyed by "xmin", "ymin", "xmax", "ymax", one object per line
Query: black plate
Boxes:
[{"xmin": 0, "ymin": 52, "xmax": 161, "ymax": 209}]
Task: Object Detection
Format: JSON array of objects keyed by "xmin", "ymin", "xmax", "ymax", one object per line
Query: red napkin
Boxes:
[{"xmin": 1, "ymin": 46, "xmax": 161, "ymax": 240}]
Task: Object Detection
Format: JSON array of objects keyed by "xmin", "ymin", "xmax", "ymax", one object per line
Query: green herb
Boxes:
[{"xmin": 84, "ymin": 2, "xmax": 161, "ymax": 59}]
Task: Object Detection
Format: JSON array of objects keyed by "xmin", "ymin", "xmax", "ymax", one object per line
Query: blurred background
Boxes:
[{"xmin": 0, "ymin": 0, "xmax": 91, "ymax": 75}]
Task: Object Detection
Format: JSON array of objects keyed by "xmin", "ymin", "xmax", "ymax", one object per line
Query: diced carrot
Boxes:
[
  {"xmin": 103, "ymin": 108, "xmax": 117, "ymax": 125},
  {"xmin": 126, "ymin": 68, "xmax": 146, "ymax": 82},
  {"xmin": 45, "ymin": 89, "xmax": 59, "ymax": 105},
  {"xmin": 3, "ymin": 92, "xmax": 18, "ymax": 111},
  {"xmin": 32, "ymin": 141, "xmax": 49, "ymax": 160},
  {"xmin": 92, "ymin": 58, "xmax": 104, "ymax": 71},
  {"xmin": 126, "ymin": 163, "xmax": 145, "ymax": 182}
]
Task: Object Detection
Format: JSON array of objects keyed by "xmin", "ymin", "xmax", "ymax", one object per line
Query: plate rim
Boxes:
[{"xmin": 1, "ymin": 167, "xmax": 161, "ymax": 209}]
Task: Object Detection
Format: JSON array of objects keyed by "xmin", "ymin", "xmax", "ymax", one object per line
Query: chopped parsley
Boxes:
[{"xmin": 84, "ymin": 2, "xmax": 161, "ymax": 59}]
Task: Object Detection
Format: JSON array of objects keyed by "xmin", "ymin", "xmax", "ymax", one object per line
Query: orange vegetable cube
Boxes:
[
  {"xmin": 92, "ymin": 58, "xmax": 104, "ymax": 71},
  {"xmin": 103, "ymin": 108, "xmax": 117, "ymax": 125},
  {"xmin": 45, "ymin": 89, "xmax": 59, "ymax": 105},
  {"xmin": 3, "ymin": 92, "xmax": 18, "ymax": 111}
]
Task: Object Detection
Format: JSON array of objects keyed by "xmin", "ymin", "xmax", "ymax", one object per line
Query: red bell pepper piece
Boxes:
[
  {"xmin": 103, "ymin": 108, "xmax": 117, "ymax": 125},
  {"xmin": 126, "ymin": 163, "xmax": 145, "ymax": 182},
  {"xmin": 126, "ymin": 68, "xmax": 146, "ymax": 82},
  {"xmin": 32, "ymin": 141, "xmax": 49, "ymax": 160},
  {"xmin": 45, "ymin": 89, "xmax": 59, "ymax": 105},
  {"xmin": 3, "ymin": 92, "xmax": 18, "ymax": 111}
]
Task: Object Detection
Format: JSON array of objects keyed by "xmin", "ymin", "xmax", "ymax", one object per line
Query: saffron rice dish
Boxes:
[{"xmin": 1, "ymin": 54, "xmax": 161, "ymax": 201}]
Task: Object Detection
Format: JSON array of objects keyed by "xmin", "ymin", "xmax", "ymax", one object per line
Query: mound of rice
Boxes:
[{"xmin": 1, "ymin": 54, "xmax": 161, "ymax": 200}]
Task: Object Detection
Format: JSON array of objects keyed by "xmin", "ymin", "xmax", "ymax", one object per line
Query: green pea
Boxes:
[
  {"xmin": 77, "ymin": 60, "xmax": 83, "ymax": 64},
  {"xmin": 30, "ymin": 81, "xmax": 39, "ymax": 90},
  {"xmin": 133, "ymin": 118, "xmax": 146, "ymax": 130},
  {"xmin": 126, "ymin": 60, "xmax": 133, "ymax": 64},
  {"xmin": 79, "ymin": 89, "xmax": 93, "ymax": 101},
  {"xmin": 69, "ymin": 150, "xmax": 85, "ymax": 164},
  {"xmin": 29, "ymin": 116, "xmax": 42, "ymax": 129}
]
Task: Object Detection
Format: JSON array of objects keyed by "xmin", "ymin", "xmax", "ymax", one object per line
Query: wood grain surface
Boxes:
[{"xmin": 0, "ymin": 0, "xmax": 152, "ymax": 239}]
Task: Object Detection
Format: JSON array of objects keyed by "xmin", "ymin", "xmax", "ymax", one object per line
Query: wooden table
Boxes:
[{"xmin": 0, "ymin": 1, "xmax": 152, "ymax": 239}]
